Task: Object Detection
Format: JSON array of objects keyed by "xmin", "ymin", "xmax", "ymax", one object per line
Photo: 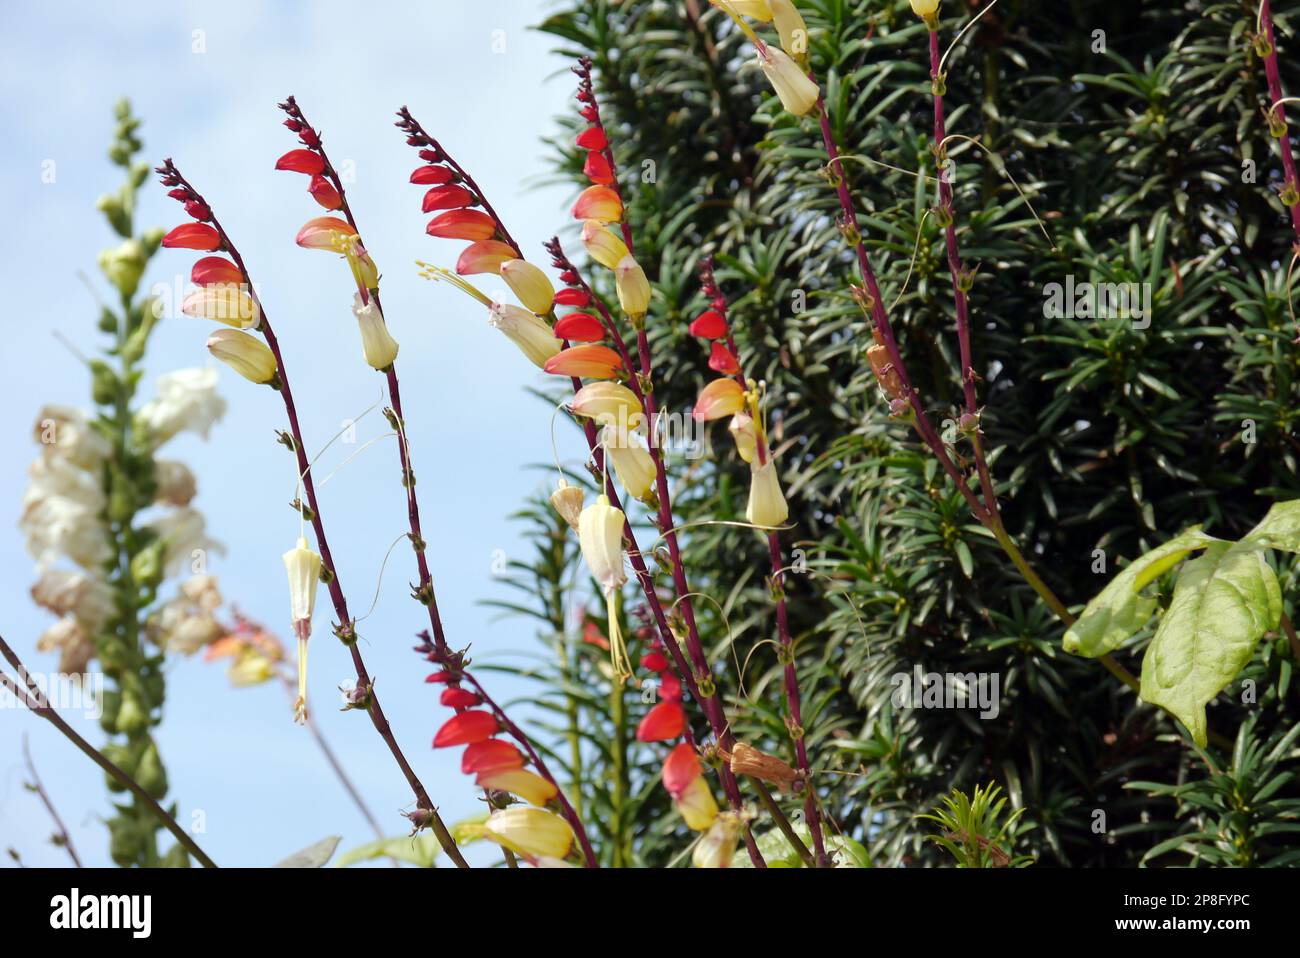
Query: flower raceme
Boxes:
[{"xmin": 281, "ymin": 536, "xmax": 321, "ymax": 724}]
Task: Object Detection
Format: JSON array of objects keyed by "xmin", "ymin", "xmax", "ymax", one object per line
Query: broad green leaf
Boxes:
[
  {"xmin": 273, "ymin": 835, "xmax": 340, "ymax": 868},
  {"xmin": 1140, "ymin": 542, "xmax": 1282, "ymax": 746},
  {"xmin": 1240, "ymin": 499, "xmax": 1300, "ymax": 554},
  {"xmin": 1063, "ymin": 528, "xmax": 1217, "ymax": 657},
  {"xmin": 336, "ymin": 833, "xmax": 441, "ymax": 869}
]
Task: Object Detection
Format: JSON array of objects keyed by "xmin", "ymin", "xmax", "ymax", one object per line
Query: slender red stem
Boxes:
[
  {"xmin": 1260, "ymin": 0, "xmax": 1300, "ymax": 243},
  {"xmin": 928, "ymin": 30, "xmax": 999, "ymax": 515},
  {"xmin": 280, "ymin": 97, "xmax": 597, "ymax": 867},
  {"xmin": 155, "ymin": 159, "xmax": 468, "ymax": 869}
]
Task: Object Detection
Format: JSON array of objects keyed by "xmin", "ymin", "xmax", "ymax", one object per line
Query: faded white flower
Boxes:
[
  {"xmin": 136, "ymin": 367, "xmax": 227, "ymax": 445},
  {"xmin": 154, "ymin": 459, "xmax": 197, "ymax": 507},
  {"xmin": 32, "ymin": 405, "xmax": 111, "ymax": 468},
  {"xmin": 146, "ymin": 574, "xmax": 225, "ymax": 655},
  {"xmin": 30, "ymin": 568, "xmax": 115, "ymax": 632},
  {"xmin": 20, "ymin": 457, "xmax": 112, "ymax": 570},
  {"xmin": 37, "ymin": 617, "xmax": 96, "ymax": 675},
  {"xmin": 147, "ymin": 507, "xmax": 224, "ymax": 576}
]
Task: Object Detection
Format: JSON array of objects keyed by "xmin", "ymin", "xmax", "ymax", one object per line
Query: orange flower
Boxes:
[
  {"xmin": 191, "ymin": 256, "xmax": 242, "ymax": 286},
  {"xmin": 426, "ymin": 209, "xmax": 496, "ymax": 241},
  {"xmin": 433, "ymin": 710, "xmax": 499, "ymax": 747},
  {"xmin": 455, "ymin": 240, "xmax": 517, "ymax": 275},
  {"xmin": 476, "ymin": 768, "xmax": 558, "ymax": 806},
  {"xmin": 161, "ymin": 223, "xmax": 221, "ymax": 251},
  {"xmin": 308, "ymin": 175, "xmax": 342, "ymax": 210},
  {"xmin": 571, "ymin": 185, "xmax": 623, "ymax": 223},
  {"xmin": 294, "ymin": 216, "xmax": 356, "ymax": 250},
  {"xmin": 708, "ymin": 342, "xmax": 740, "ymax": 375},
  {"xmin": 636, "ymin": 700, "xmax": 685, "ymax": 742},
  {"xmin": 554, "ymin": 312, "xmax": 605, "ymax": 342},
  {"xmin": 543, "ymin": 344, "xmax": 625, "ymax": 379},
  {"xmin": 422, "ymin": 184, "xmax": 475, "ymax": 213},
  {"xmin": 274, "ymin": 149, "xmax": 324, "ymax": 174},
  {"xmin": 693, "ymin": 378, "xmax": 746, "ymax": 421},
  {"xmin": 461, "ymin": 739, "xmax": 525, "ymax": 775}
]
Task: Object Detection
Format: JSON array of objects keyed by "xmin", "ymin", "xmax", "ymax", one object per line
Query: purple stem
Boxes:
[
  {"xmin": 282, "ymin": 98, "xmax": 598, "ymax": 866},
  {"xmin": 156, "ymin": 159, "xmax": 468, "ymax": 869}
]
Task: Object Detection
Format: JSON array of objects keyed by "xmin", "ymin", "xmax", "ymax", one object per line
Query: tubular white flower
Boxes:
[
  {"xmin": 282, "ymin": 535, "xmax": 322, "ymax": 724},
  {"xmin": 746, "ymin": 459, "xmax": 789, "ymax": 528},
  {"xmin": 488, "ymin": 302, "xmax": 563, "ymax": 368},
  {"xmin": 136, "ymin": 367, "xmax": 227, "ymax": 445},
  {"xmin": 601, "ymin": 425, "xmax": 656, "ymax": 502},
  {"xmin": 351, "ymin": 294, "xmax": 400, "ymax": 371},
  {"xmin": 758, "ymin": 44, "xmax": 820, "ymax": 117},
  {"xmin": 578, "ymin": 494, "xmax": 633, "ymax": 683}
]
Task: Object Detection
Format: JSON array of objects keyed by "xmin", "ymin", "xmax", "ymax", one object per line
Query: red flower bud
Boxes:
[
  {"xmin": 418, "ymin": 148, "xmax": 441, "ymax": 162},
  {"xmin": 275, "ymin": 149, "xmax": 324, "ymax": 175},
  {"xmin": 554, "ymin": 287, "xmax": 592, "ymax": 308},
  {"xmin": 183, "ymin": 200, "xmax": 211, "ymax": 221},
  {"xmin": 636, "ymin": 700, "xmax": 686, "ymax": 743},
  {"xmin": 461, "ymin": 739, "xmax": 525, "ymax": 775},
  {"xmin": 410, "ymin": 165, "xmax": 455, "ymax": 185},
  {"xmin": 308, "ymin": 175, "xmax": 343, "ymax": 210},
  {"xmin": 553, "ymin": 312, "xmax": 606, "ymax": 343},
  {"xmin": 641, "ymin": 650, "xmax": 669, "ymax": 672},
  {"xmin": 440, "ymin": 686, "xmax": 483, "ymax": 709},
  {"xmin": 708, "ymin": 342, "xmax": 741, "ymax": 375},
  {"xmin": 576, "ymin": 127, "xmax": 608, "ymax": 151},
  {"xmin": 422, "ymin": 184, "xmax": 474, "ymax": 213},
  {"xmin": 298, "ymin": 128, "xmax": 319, "ymax": 147},
  {"xmin": 689, "ymin": 310, "xmax": 728, "ymax": 339},
  {"xmin": 433, "ymin": 710, "xmax": 499, "ymax": 748},
  {"xmin": 659, "ymin": 672, "xmax": 682, "ymax": 702},
  {"xmin": 580, "ymin": 105, "xmax": 598, "ymax": 121},
  {"xmin": 161, "ymin": 223, "xmax": 221, "ymax": 251},
  {"xmin": 425, "ymin": 671, "xmax": 453, "ymax": 683},
  {"xmin": 662, "ymin": 742, "xmax": 703, "ymax": 798},
  {"xmin": 167, "ymin": 188, "xmax": 189, "ymax": 201},
  {"xmin": 191, "ymin": 256, "xmax": 243, "ymax": 286},
  {"xmin": 283, "ymin": 119, "xmax": 302, "ymax": 132},
  {"xmin": 583, "ymin": 152, "xmax": 614, "ymax": 185}
]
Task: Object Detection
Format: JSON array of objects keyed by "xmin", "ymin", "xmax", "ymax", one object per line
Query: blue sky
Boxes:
[{"xmin": 0, "ymin": 1, "xmax": 589, "ymax": 867}]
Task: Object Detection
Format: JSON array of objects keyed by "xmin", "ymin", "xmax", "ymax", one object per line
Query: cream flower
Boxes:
[
  {"xmin": 148, "ymin": 507, "xmax": 225, "ymax": 576},
  {"xmin": 136, "ymin": 367, "xmax": 227, "ymax": 445},
  {"xmin": 32, "ymin": 405, "xmax": 111, "ymax": 468}
]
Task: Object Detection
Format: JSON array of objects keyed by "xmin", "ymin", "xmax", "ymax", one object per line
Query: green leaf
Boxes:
[
  {"xmin": 336, "ymin": 833, "xmax": 441, "ymax": 869},
  {"xmin": 1140, "ymin": 542, "xmax": 1282, "ymax": 747},
  {"xmin": 1240, "ymin": 499, "xmax": 1300, "ymax": 554},
  {"xmin": 1063, "ymin": 528, "xmax": 1217, "ymax": 657},
  {"xmin": 273, "ymin": 835, "xmax": 340, "ymax": 868}
]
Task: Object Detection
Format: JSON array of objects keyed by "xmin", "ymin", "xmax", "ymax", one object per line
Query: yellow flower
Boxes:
[
  {"xmin": 488, "ymin": 303, "xmax": 563, "ymax": 368},
  {"xmin": 602, "ymin": 425, "xmax": 656, "ymax": 502},
  {"xmin": 746, "ymin": 459, "xmax": 789, "ymax": 528},
  {"xmin": 581, "ymin": 220, "xmax": 630, "ymax": 271},
  {"xmin": 578, "ymin": 495, "xmax": 633, "ymax": 683},
  {"xmin": 614, "ymin": 255, "xmax": 651, "ymax": 318},
  {"xmin": 352, "ymin": 295, "xmax": 400, "ymax": 371},
  {"xmin": 182, "ymin": 285, "xmax": 259, "ymax": 329},
  {"xmin": 206, "ymin": 329, "xmax": 277, "ymax": 384},
  {"xmin": 282, "ymin": 536, "xmax": 322, "ymax": 723},
  {"xmin": 500, "ymin": 259, "xmax": 555, "ymax": 315},
  {"xmin": 692, "ymin": 811, "xmax": 746, "ymax": 868},
  {"xmin": 910, "ymin": 0, "xmax": 941, "ymax": 21},
  {"xmin": 710, "ymin": 0, "xmax": 774, "ymax": 20},
  {"xmin": 479, "ymin": 807, "xmax": 575, "ymax": 860},
  {"xmin": 570, "ymin": 381, "xmax": 644, "ymax": 431},
  {"xmin": 676, "ymin": 775, "xmax": 720, "ymax": 831},
  {"xmin": 729, "ymin": 412, "xmax": 758, "ymax": 463},
  {"xmin": 549, "ymin": 479, "xmax": 585, "ymax": 531},
  {"xmin": 476, "ymin": 768, "xmax": 558, "ymax": 806},
  {"xmin": 758, "ymin": 44, "xmax": 819, "ymax": 117},
  {"xmin": 771, "ymin": 0, "xmax": 810, "ymax": 62}
]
